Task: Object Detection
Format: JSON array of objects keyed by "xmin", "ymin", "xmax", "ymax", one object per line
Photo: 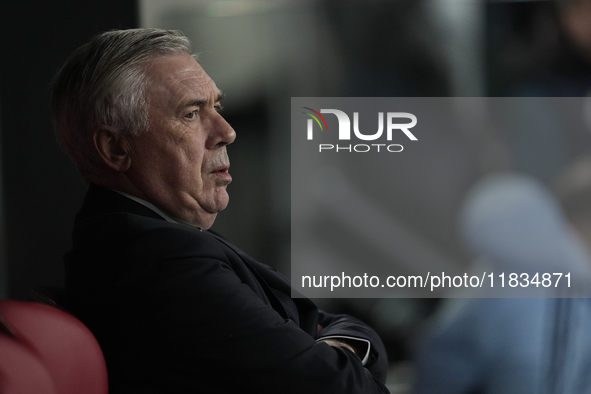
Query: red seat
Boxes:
[{"xmin": 0, "ymin": 300, "xmax": 108, "ymax": 394}]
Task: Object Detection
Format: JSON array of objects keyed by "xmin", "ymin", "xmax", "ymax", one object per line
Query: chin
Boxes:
[{"xmin": 210, "ymin": 191, "xmax": 230, "ymax": 212}]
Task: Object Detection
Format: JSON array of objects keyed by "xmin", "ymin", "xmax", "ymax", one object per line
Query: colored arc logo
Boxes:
[{"xmin": 302, "ymin": 107, "xmax": 329, "ymax": 131}]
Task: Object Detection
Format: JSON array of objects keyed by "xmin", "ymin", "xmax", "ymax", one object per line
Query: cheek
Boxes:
[
  {"xmin": 167, "ymin": 135, "xmax": 204, "ymax": 167},
  {"xmin": 176, "ymin": 151, "xmax": 207, "ymax": 190},
  {"xmin": 178, "ymin": 134, "xmax": 206, "ymax": 163}
]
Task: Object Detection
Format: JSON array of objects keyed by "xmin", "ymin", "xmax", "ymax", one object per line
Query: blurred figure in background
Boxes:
[
  {"xmin": 555, "ymin": 155, "xmax": 591, "ymax": 250},
  {"xmin": 413, "ymin": 172, "xmax": 591, "ymax": 394},
  {"xmin": 490, "ymin": 0, "xmax": 591, "ymax": 183}
]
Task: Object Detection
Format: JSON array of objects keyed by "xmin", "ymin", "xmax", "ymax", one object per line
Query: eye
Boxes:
[
  {"xmin": 215, "ymin": 104, "xmax": 224, "ymax": 113},
  {"xmin": 185, "ymin": 111, "xmax": 197, "ymax": 119}
]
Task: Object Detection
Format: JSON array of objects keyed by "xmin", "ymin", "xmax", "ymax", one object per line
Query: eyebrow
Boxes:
[{"xmin": 184, "ymin": 91, "xmax": 225, "ymax": 109}]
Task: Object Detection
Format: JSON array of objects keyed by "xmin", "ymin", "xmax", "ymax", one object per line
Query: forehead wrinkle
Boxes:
[
  {"xmin": 178, "ymin": 88, "xmax": 224, "ymax": 110},
  {"xmin": 144, "ymin": 55, "xmax": 222, "ymax": 112}
]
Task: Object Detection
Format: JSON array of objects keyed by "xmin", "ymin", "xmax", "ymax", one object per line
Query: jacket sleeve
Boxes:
[{"xmin": 317, "ymin": 311, "xmax": 389, "ymax": 385}]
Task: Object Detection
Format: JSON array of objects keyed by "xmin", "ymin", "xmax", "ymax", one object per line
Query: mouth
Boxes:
[
  {"xmin": 211, "ymin": 165, "xmax": 232, "ymax": 183},
  {"xmin": 212, "ymin": 164, "xmax": 229, "ymax": 173}
]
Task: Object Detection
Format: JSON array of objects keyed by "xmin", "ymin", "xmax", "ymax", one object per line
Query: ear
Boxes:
[{"xmin": 93, "ymin": 127, "xmax": 132, "ymax": 172}]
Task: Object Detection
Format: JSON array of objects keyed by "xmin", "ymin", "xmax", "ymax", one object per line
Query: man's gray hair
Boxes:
[{"xmin": 51, "ymin": 28, "xmax": 193, "ymax": 181}]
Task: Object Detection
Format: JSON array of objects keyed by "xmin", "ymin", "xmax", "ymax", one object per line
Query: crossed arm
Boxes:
[{"xmin": 67, "ymin": 217, "xmax": 390, "ymax": 393}]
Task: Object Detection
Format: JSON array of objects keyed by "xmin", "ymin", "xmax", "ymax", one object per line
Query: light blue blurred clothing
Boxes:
[
  {"xmin": 414, "ymin": 174, "xmax": 591, "ymax": 394},
  {"xmin": 459, "ymin": 174, "xmax": 591, "ymax": 279}
]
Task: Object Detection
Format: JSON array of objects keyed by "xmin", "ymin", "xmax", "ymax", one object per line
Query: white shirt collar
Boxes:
[{"xmin": 112, "ymin": 189, "xmax": 203, "ymax": 231}]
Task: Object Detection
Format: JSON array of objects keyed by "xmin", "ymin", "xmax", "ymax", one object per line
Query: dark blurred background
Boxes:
[
  {"xmin": 3, "ymin": 0, "xmax": 591, "ymax": 392},
  {"xmin": 0, "ymin": 0, "xmax": 139, "ymax": 300}
]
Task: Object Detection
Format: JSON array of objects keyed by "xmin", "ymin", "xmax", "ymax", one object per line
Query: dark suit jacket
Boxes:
[{"xmin": 64, "ymin": 185, "xmax": 389, "ymax": 393}]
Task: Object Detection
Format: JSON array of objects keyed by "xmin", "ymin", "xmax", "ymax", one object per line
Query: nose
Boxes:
[{"xmin": 208, "ymin": 112, "xmax": 236, "ymax": 149}]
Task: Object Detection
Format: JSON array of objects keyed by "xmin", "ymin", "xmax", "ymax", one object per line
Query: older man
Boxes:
[{"xmin": 51, "ymin": 28, "xmax": 389, "ymax": 393}]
